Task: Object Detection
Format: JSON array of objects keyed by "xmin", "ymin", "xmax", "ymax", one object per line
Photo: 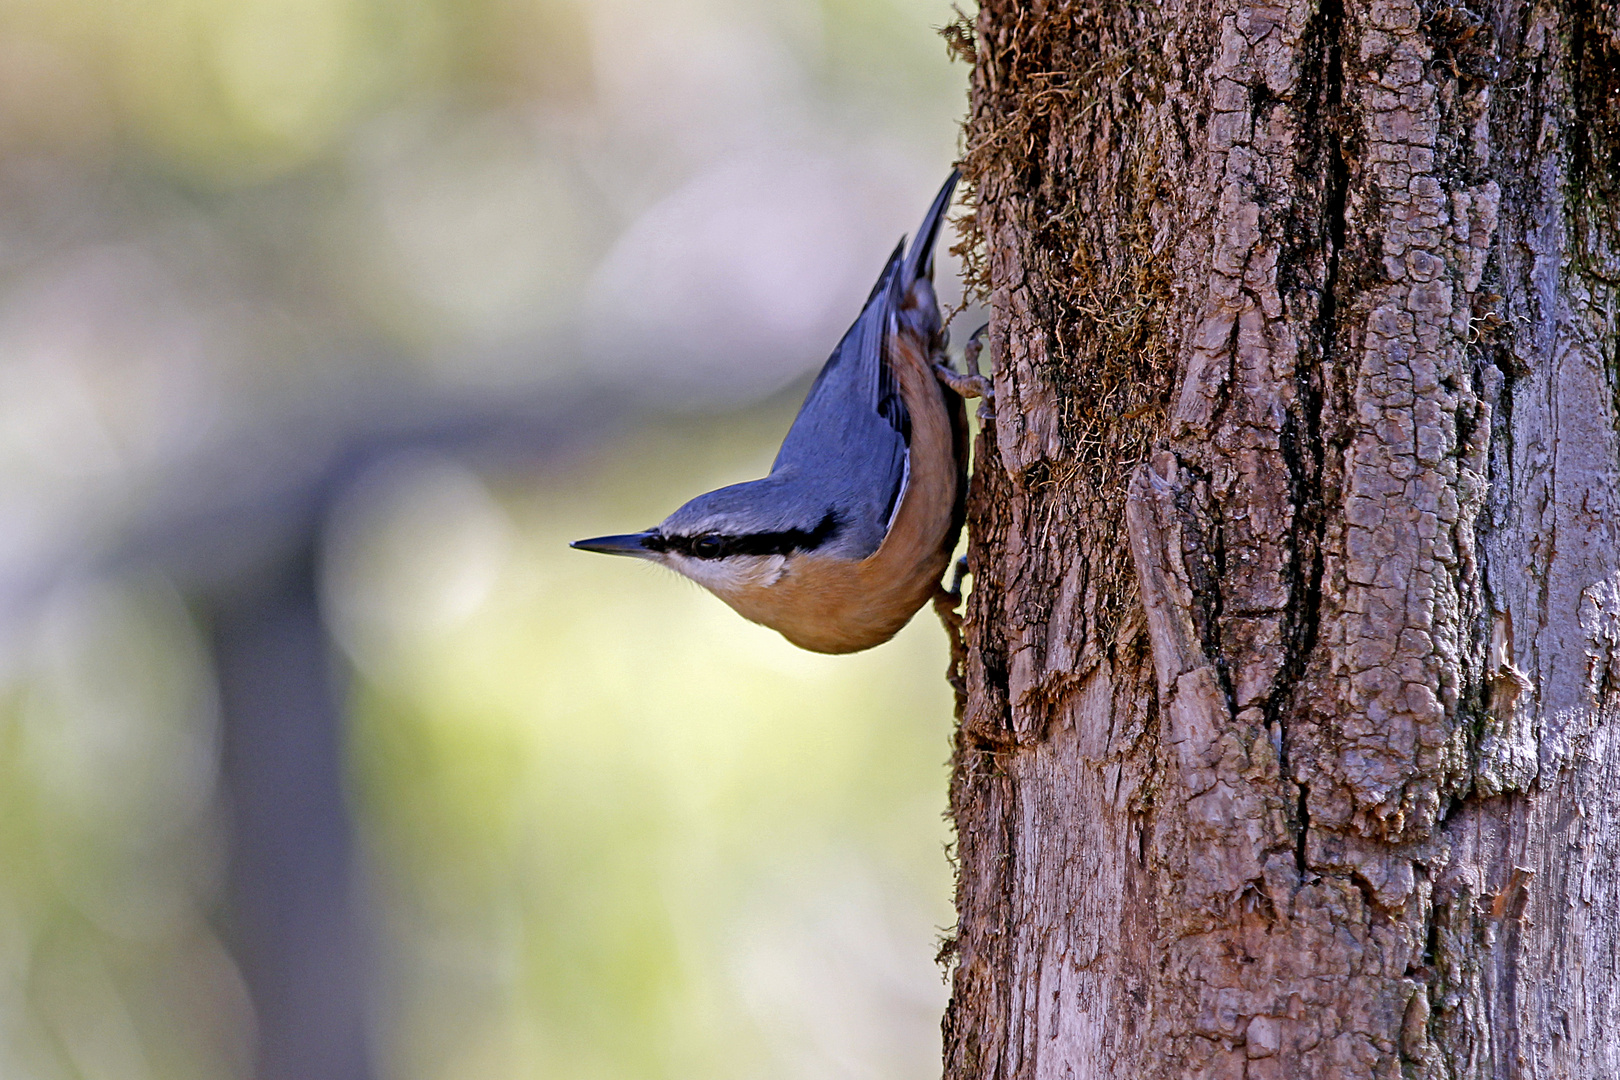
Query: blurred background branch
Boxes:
[{"xmin": 0, "ymin": 0, "xmax": 971, "ymax": 1078}]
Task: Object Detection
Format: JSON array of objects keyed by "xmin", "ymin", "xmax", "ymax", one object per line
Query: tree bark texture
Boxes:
[{"xmin": 944, "ymin": 1, "xmax": 1620, "ymax": 1077}]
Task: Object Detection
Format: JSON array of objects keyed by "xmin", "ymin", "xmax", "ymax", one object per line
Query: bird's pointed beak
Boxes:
[{"xmin": 571, "ymin": 531, "xmax": 660, "ymax": 558}]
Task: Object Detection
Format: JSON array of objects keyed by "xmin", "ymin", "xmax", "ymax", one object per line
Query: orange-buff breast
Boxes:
[{"xmin": 716, "ymin": 325, "xmax": 967, "ymax": 653}]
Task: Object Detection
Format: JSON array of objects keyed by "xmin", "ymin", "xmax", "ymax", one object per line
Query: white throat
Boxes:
[{"xmin": 664, "ymin": 552, "xmax": 789, "ymax": 596}]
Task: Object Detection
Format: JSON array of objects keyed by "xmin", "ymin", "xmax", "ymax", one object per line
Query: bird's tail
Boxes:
[{"xmin": 900, "ymin": 170, "xmax": 960, "ymax": 287}]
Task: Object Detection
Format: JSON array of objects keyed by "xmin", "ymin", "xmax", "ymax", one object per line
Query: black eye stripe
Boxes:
[{"xmin": 649, "ymin": 511, "xmax": 841, "ymax": 560}]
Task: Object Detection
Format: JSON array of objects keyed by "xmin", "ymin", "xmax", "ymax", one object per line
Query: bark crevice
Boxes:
[{"xmin": 946, "ymin": 1, "xmax": 1620, "ymax": 1076}]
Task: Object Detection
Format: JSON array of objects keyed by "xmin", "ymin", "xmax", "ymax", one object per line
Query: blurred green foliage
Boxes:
[
  {"xmin": 0, "ymin": 400, "xmax": 963, "ymax": 1080},
  {"xmin": 0, "ymin": 0, "xmax": 958, "ymax": 184},
  {"xmin": 334, "ymin": 403, "xmax": 957, "ymax": 1080},
  {"xmin": 0, "ymin": 579, "xmax": 246, "ymax": 1080},
  {"xmin": 0, "ymin": 0, "xmax": 968, "ymax": 1075}
]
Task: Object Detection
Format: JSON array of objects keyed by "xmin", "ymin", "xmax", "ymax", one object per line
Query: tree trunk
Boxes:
[{"xmin": 943, "ymin": 1, "xmax": 1620, "ymax": 1077}]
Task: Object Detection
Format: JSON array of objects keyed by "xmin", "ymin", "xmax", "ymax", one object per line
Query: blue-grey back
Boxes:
[
  {"xmin": 663, "ymin": 172, "xmax": 959, "ymax": 561},
  {"xmin": 766, "ymin": 171, "xmax": 959, "ymax": 560},
  {"xmin": 766, "ymin": 247, "xmax": 909, "ymax": 558}
]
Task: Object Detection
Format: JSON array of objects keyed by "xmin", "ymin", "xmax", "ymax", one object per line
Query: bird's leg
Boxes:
[
  {"xmin": 932, "ymin": 555, "xmax": 971, "ymax": 710},
  {"xmin": 933, "ymin": 323, "xmax": 995, "ymax": 422}
]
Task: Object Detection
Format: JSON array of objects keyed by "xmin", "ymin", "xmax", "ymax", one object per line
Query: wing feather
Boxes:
[{"xmin": 768, "ymin": 174, "xmax": 957, "ymax": 559}]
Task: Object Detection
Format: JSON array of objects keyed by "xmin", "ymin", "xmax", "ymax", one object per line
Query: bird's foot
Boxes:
[
  {"xmin": 934, "ymin": 364, "xmax": 996, "ymax": 424},
  {"xmin": 934, "ymin": 322, "xmax": 995, "ymax": 422},
  {"xmin": 962, "ymin": 321, "xmax": 989, "ymax": 373},
  {"xmin": 932, "ymin": 556, "xmax": 971, "ymax": 711},
  {"xmin": 933, "ymin": 362, "xmax": 994, "ymax": 401}
]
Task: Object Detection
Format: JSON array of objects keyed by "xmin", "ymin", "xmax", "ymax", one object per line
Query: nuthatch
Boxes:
[{"xmin": 573, "ymin": 172, "xmax": 988, "ymax": 653}]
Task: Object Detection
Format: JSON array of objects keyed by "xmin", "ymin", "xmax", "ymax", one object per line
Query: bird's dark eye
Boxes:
[{"xmin": 692, "ymin": 534, "xmax": 725, "ymax": 559}]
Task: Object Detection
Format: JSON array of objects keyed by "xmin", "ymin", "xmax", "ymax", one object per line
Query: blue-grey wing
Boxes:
[
  {"xmin": 770, "ymin": 243, "xmax": 910, "ymax": 559},
  {"xmin": 768, "ymin": 172, "xmax": 958, "ymax": 560}
]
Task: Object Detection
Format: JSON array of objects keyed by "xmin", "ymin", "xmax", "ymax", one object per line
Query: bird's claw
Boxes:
[
  {"xmin": 933, "ymin": 556, "xmax": 972, "ymax": 707},
  {"xmin": 963, "ymin": 322, "xmax": 989, "ymax": 372},
  {"xmin": 933, "ymin": 362, "xmax": 993, "ymax": 399},
  {"xmin": 934, "ymin": 322, "xmax": 995, "ymax": 422},
  {"xmin": 934, "ymin": 364, "xmax": 997, "ymax": 423}
]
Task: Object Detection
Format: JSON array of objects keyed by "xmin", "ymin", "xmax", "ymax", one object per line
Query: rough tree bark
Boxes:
[{"xmin": 942, "ymin": 0, "xmax": 1620, "ymax": 1077}]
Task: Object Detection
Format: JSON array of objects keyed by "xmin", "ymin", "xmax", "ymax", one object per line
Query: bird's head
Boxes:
[{"xmin": 572, "ymin": 477, "xmax": 844, "ymax": 599}]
